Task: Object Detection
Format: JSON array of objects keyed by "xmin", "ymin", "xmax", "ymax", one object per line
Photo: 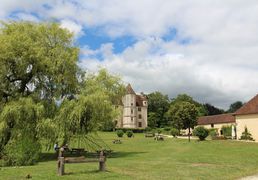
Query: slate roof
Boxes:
[{"xmin": 126, "ymin": 84, "xmax": 136, "ymax": 94}]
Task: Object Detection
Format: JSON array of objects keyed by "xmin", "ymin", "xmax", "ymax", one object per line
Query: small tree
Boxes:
[
  {"xmin": 167, "ymin": 101, "xmax": 198, "ymax": 142},
  {"xmin": 193, "ymin": 127, "xmax": 209, "ymax": 141},
  {"xmin": 240, "ymin": 127, "xmax": 254, "ymax": 141}
]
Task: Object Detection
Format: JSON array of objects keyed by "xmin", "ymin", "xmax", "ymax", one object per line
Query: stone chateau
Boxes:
[{"xmin": 117, "ymin": 84, "xmax": 148, "ymax": 129}]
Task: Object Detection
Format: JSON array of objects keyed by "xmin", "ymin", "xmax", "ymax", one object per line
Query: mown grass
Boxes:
[{"xmin": 1, "ymin": 132, "xmax": 258, "ymax": 180}]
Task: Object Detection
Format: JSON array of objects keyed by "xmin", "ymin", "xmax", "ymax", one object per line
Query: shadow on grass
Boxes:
[
  {"xmin": 39, "ymin": 152, "xmax": 58, "ymax": 162},
  {"xmin": 39, "ymin": 151, "xmax": 146, "ymax": 162},
  {"xmin": 108, "ymin": 151, "xmax": 146, "ymax": 158}
]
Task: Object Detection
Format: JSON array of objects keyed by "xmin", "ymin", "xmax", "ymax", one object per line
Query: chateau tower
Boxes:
[{"xmin": 119, "ymin": 84, "xmax": 148, "ymax": 128}]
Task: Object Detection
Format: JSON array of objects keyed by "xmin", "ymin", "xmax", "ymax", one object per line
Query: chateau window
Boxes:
[
  {"xmin": 131, "ymin": 103, "xmax": 133, "ymax": 106},
  {"xmin": 138, "ymin": 107, "xmax": 141, "ymax": 111},
  {"xmin": 138, "ymin": 122, "xmax": 142, "ymax": 127},
  {"xmin": 131, "ymin": 117, "xmax": 133, "ymax": 122},
  {"xmin": 131, "ymin": 109, "xmax": 133, "ymax": 114},
  {"xmin": 138, "ymin": 114, "xmax": 142, "ymax": 119},
  {"xmin": 211, "ymin": 124, "xmax": 214, "ymax": 128}
]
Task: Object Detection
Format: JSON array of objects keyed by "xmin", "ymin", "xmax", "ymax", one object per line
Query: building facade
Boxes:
[
  {"xmin": 197, "ymin": 94, "xmax": 258, "ymax": 141},
  {"xmin": 197, "ymin": 113, "xmax": 236, "ymax": 136},
  {"xmin": 117, "ymin": 84, "xmax": 148, "ymax": 129},
  {"xmin": 234, "ymin": 94, "xmax": 258, "ymax": 141}
]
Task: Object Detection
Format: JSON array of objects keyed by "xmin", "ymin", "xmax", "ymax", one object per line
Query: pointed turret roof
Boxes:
[
  {"xmin": 234, "ymin": 94, "xmax": 258, "ymax": 115},
  {"xmin": 126, "ymin": 84, "xmax": 136, "ymax": 94}
]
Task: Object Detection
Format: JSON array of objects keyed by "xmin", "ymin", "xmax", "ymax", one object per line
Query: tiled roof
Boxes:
[
  {"xmin": 126, "ymin": 84, "xmax": 136, "ymax": 94},
  {"xmin": 198, "ymin": 113, "xmax": 235, "ymax": 125},
  {"xmin": 234, "ymin": 94, "xmax": 258, "ymax": 115}
]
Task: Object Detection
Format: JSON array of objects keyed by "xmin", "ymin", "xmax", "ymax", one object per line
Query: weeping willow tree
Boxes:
[
  {"xmin": 0, "ymin": 21, "xmax": 79, "ymax": 165},
  {"xmin": 0, "ymin": 21, "xmax": 125, "ymax": 165},
  {"xmin": 55, "ymin": 69, "xmax": 125, "ymax": 148},
  {"xmin": 0, "ymin": 98, "xmax": 44, "ymax": 165}
]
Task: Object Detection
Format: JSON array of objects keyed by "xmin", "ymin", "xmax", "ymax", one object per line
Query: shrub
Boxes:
[
  {"xmin": 126, "ymin": 130, "xmax": 134, "ymax": 138},
  {"xmin": 116, "ymin": 130, "xmax": 124, "ymax": 137},
  {"xmin": 170, "ymin": 128, "xmax": 180, "ymax": 137},
  {"xmin": 209, "ymin": 128, "xmax": 218, "ymax": 140},
  {"xmin": 221, "ymin": 125, "xmax": 232, "ymax": 137},
  {"xmin": 2, "ymin": 138, "xmax": 41, "ymax": 166},
  {"xmin": 115, "ymin": 128, "xmax": 145, "ymax": 133},
  {"xmin": 193, "ymin": 126, "xmax": 209, "ymax": 141},
  {"xmin": 164, "ymin": 127, "xmax": 171, "ymax": 131},
  {"xmin": 240, "ymin": 127, "xmax": 254, "ymax": 141},
  {"xmin": 157, "ymin": 128, "xmax": 162, "ymax": 134},
  {"xmin": 145, "ymin": 127, "xmax": 152, "ymax": 132}
]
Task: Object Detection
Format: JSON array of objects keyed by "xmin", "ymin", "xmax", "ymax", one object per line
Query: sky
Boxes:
[{"xmin": 1, "ymin": 0, "xmax": 258, "ymax": 109}]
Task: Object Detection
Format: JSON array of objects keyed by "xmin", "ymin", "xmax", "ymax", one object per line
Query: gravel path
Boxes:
[{"xmin": 240, "ymin": 175, "xmax": 258, "ymax": 180}]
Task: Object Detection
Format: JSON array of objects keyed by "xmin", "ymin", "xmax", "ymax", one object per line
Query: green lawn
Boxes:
[{"xmin": 1, "ymin": 132, "xmax": 258, "ymax": 180}]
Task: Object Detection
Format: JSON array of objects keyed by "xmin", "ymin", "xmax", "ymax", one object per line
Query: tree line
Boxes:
[{"xmin": 147, "ymin": 92, "xmax": 243, "ymax": 129}]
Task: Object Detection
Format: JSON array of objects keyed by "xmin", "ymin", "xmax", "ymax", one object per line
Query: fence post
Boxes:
[
  {"xmin": 57, "ymin": 157, "xmax": 65, "ymax": 176},
  {"xmin": 57, "ymin": 147, "xmax": 65, "ymax": 176},
  {"xmin": 99, "ymin": 150, "xmax": 106, "ymax": 171}
]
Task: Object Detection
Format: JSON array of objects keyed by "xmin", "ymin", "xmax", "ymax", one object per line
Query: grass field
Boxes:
[{"xmin": 1, "ymin": 132, "xmax": 258, "ymax": 180}]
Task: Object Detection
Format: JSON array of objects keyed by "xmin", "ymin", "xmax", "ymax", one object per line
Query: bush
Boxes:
[
  {"xmin": 221, "ymin": 125, "xmax": 232, "ymax": 137},
  {"xmin": 115, "ymin": 128, "xmax": 145, "ymax": 133},
  {"xmin": 240, "ymin": 127, "xmax": 254, "ymax": 141},
  {"xmin": 126, "ymin": 130, "xmax": 134, "ymax": 138},
  {"xmin": 193, "ymin": 126, "xmax": 209, "ymax": 141},
  {"xmin": 116, "ymin": 130, "xmax": 124, "ymax": 137},
  {"xmin": 170, "ymin": 128, "xmax": 179, "ymax": 137},
  {"xmin": 209, "ymin": 128, "xmax": 218, "ymax": 139},
  {"xmin": 163, "ymin": 127, "xmax": 171, "ymax": 131},
  {"xmin": 145, "ymin": 127, "xmax": 152, "ymax": 132},
  {"xmin": 157, "ymin": 128, "xmax": 162, "ymax": 134},
  {"xmin": 2, "ymin": 138, "xmax": 41, "ymax": 166}
]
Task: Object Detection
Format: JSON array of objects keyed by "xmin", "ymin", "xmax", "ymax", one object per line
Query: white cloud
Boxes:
[
  {"xmin": 60, "ymin": 19, "xmax": 83, "ymax": 37},
  {"xmin": 1, "ymin": 0, "xmax": 258, "ymax": 108},
  {"xmin": 80, "ymin": 37, "xmax": 258, "ymax": 109}
]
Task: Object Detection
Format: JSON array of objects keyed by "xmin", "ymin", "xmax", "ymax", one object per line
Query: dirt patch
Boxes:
[{"xmin": 190, "ymin": 163, "xmax": 214, "ymax": 167}]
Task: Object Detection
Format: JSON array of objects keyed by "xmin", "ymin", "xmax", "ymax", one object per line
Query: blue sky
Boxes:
[{"xmin": 1, "ymin": 0, "xmax": 258, "ymax": 109}]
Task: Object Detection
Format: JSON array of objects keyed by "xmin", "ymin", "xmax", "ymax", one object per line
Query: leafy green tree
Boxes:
[
  {"xmin": 171, "ymin": 94, "xmax": 207, "ymax": 117},
  {"xmin": 0, "ymin": 98, "xmax": 44, "ymax": 165},
  {"xmin": 147, "ymin": 92, "xmax": 170, "ymax": 127},
  {"xmin": 203, "ymin": 103, "xmax": 224, "ymax": 115},
  {"xmin": 167, "ymin": 101, "xmax": 198, "ymax": 142},
  {"xmin": 0, "ymin": 21, "xmax": 79, "ymax": 102},
  {"xmin": 147, "ymin": 112, "xmax": 159, "ymax": 128},
  {"xmin": 0, "ymin": 21, "xmax": 79, "ymax": 164},
  {"xmin": 55, "ymin": 69, "xmax": 125, "ymax": 145},
  {"xmin": 227, "ymin": 101, "xmax": 243, "ymax": 113}
]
